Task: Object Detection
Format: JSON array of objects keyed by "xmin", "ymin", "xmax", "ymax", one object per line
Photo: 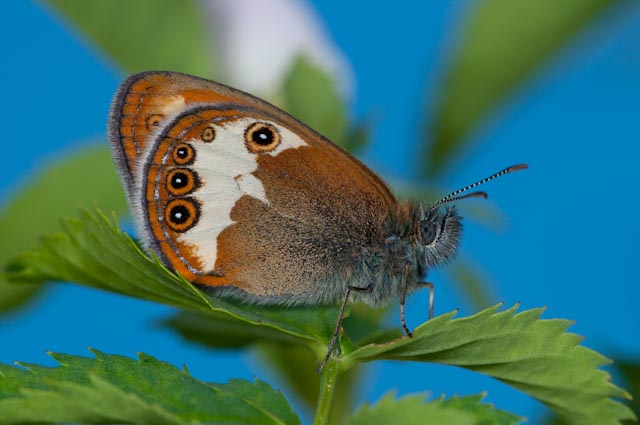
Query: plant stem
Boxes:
[{"xmin": 313, "ymin": 359, "xmax": 341, "ymax": 425}]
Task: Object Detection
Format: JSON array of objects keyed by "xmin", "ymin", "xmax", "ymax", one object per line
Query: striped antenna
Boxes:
[{"xmin": 430, "ymin": 164, "xmax": 528, "ymax": 213}]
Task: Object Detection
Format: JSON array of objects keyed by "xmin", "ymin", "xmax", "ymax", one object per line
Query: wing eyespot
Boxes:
[
  {"xmin": 166, "ymin": 168, "xmax": 200, "ymax": 196},
  {"xmin": 245, "ymin": 122, "xmax": 281, "ymax": 153},
  {"xmin": 146, "ymin": 114, "xmax": 164, "ymax": 130},
  {"xmin": 172, "ymin": 143, "xmax": 196, "ymax": 165},
  {"xmin": 201, "ymin": 125, "xmax": 216, "ymax": 142},
  {"xmin": 165, "ymin": 197, "xmax": 200, "ymax": 233}
]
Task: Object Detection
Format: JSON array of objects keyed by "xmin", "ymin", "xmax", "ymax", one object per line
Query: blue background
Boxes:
[{"xmin": 2, "ymin": 1, "xmax": 639, "ymax": 422}]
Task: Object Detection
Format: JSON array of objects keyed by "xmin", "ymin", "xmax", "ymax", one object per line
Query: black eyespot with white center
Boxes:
[
  {"xmin": 165, "ymin": 197, "xmax": 200, "ymax": 233},
  {"xmin": 171, "ymin": 205, "xmax": 189, "ymax": 223},
  {"xmin": 253, "ymin": 127, "xmax": 273, "ymax": 145},
  {"xmin": 172, "ymin": 173, "xmax": 187, "ymax": 188},
  {"xmin": 172, "ymin": 143, "xmax": 195, "ymax": 165},
  {"xmin": 166, "ymin": 168, "xmax": 199, "ymax": 196},
  {"xmin": 245, "ymin": 122, "xmax": 281, "ymax": 153}
]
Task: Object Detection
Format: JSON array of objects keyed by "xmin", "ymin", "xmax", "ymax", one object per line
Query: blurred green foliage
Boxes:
[
  {"xmin": 281, "ymin": 56, "xmax": 349, "ymax": 146},
  {"xmin": 426, "ymin": 0, "xmax": 625, "ymax": 177},
  {"xmin": 0, "ymin": 147, "xmax": 127, "ymax": 313},
  {"xmin": 42, "ymin": 0, "xmax": 214, "ymax": 76}
]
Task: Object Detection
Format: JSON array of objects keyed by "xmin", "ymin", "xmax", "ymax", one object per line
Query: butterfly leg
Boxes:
[
  {"xmin": 318, "ymin": 283, "xmax": 374, "ymax": 373},
  {"xmin": 419, "ymin": 281, "xmax": 435, "ymax": 320},
  {"xmin": 400, "ymin": 280, "xmax": 435, "ymax": 338},
  {"xmin": 400, "ymin": 263, "xmax": 413, "ymax": 337}
]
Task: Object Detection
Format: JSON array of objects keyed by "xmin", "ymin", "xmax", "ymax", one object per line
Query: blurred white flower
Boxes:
[{"xmin": 203, "ymin": 0, "xmax": 354, "ymax": 98}]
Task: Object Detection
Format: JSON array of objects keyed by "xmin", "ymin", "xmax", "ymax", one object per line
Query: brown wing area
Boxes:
[{"xmin": 199, "ymin": 111, "xmax": 398, "ymax": 304}]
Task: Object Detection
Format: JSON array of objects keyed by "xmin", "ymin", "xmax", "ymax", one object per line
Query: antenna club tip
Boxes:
[
  {"xmin": 431, "ymin": 163, "xmax": 525, "ymax": 210},
  {"xmin": 508, "ymin": 163, "xmax": 528, "ymax": 172}
]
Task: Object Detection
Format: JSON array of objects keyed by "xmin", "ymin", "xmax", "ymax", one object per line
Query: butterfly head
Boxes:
[
  {"xmin": 417, "ymin": 163, "xmax": 529, "ymax": 267},
  {"xmin": 418, "ymin": 205, "xmax": 462, "ymax": 268}
]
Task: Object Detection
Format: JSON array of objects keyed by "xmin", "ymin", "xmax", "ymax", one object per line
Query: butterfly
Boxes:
[{"xmin": 108, "ymin": 71, "xmax": 526, "ymax": 369}]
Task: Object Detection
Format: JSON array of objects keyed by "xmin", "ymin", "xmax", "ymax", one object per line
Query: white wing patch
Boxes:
[
  {"xmin": 235, "ymin": 173, "xmax": 267, "ymax": 203},
  {"xmin": 177, "ymin": 118, "xmax": 307, "ymax": 272}
]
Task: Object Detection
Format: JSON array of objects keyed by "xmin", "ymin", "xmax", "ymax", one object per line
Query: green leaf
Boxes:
[
  {"xmin": 6, "ymin": 209, "xmax": 338, "ymax": 352},
  {"xmin": 281, "ymin": 55, "xmax": 349, "ymax": 147},
  {"xmin": 0, "ymin": 146, "xmax": 127, "ymax": 313},
  {"xmin": 164, "ymin": 311, "xmax": 365, "ymax": 423},
  {"xmin": 439, "ymin": 394, "xmax": 523, "ymax": 424},
  {"xmin": 42, "ymin": 0, "xmax": 214, "ymax": 75},
  {"xmin": 0, "ymin": 349, "xmax": 300, "ymax": 425},
  {"xmin": 346, "ymin": 392, "xmax": 521, "ymax": 425},
  {"xmin": 542, "ymin": 358, "xmax": 640, "ymax": 424},
  {"xmin": 162, "ymin": 311, "xmax": 300, "ymax": 349},
  {"xmin": 343, "ymin": 304, "xmax": 635, "ymax": 425},
  {"xmin": 425, "ymin": 0, "xmax": 627, "ymax": 176}
]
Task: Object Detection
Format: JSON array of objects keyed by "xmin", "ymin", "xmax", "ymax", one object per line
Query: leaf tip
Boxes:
[
  {"xmin": 87, "ymin": 347, "xmax": 108, "ymax": 361},
  {"xmin": 45, "ymin": 350, "xmax": 57, "ymax": 360},
  {"xmin": 136, "ymin": 352, "xmax": 160, "ymax": 364},
  {"xmin": 45, "ymin": 350, "xmax": 70, "ymax": 366}
]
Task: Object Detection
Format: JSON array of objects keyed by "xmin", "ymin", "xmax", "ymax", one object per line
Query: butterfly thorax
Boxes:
[{"xmin": 348, "ymin": 201, "xmax": 462, "ymax": 306}]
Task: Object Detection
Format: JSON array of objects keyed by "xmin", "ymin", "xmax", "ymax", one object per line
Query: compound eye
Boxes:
[{"xmin": 420, "ymin": 221, "xmax": 437, "ymax": 246}]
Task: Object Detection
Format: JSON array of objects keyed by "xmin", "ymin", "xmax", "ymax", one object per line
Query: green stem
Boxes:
[{"xmin": 313, "ymin": 359, "xmax": 341, "ymax": 425}]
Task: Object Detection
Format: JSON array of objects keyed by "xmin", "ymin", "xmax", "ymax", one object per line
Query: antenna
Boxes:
[{"xmin": 429, "ymin": 164, "xmax": 528, "ymax": 213}]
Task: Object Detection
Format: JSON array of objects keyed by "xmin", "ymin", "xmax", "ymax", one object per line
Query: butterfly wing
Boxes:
[{"xmin": 110, "ymin": 72, "xmax": 397, "ymax": 305}]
